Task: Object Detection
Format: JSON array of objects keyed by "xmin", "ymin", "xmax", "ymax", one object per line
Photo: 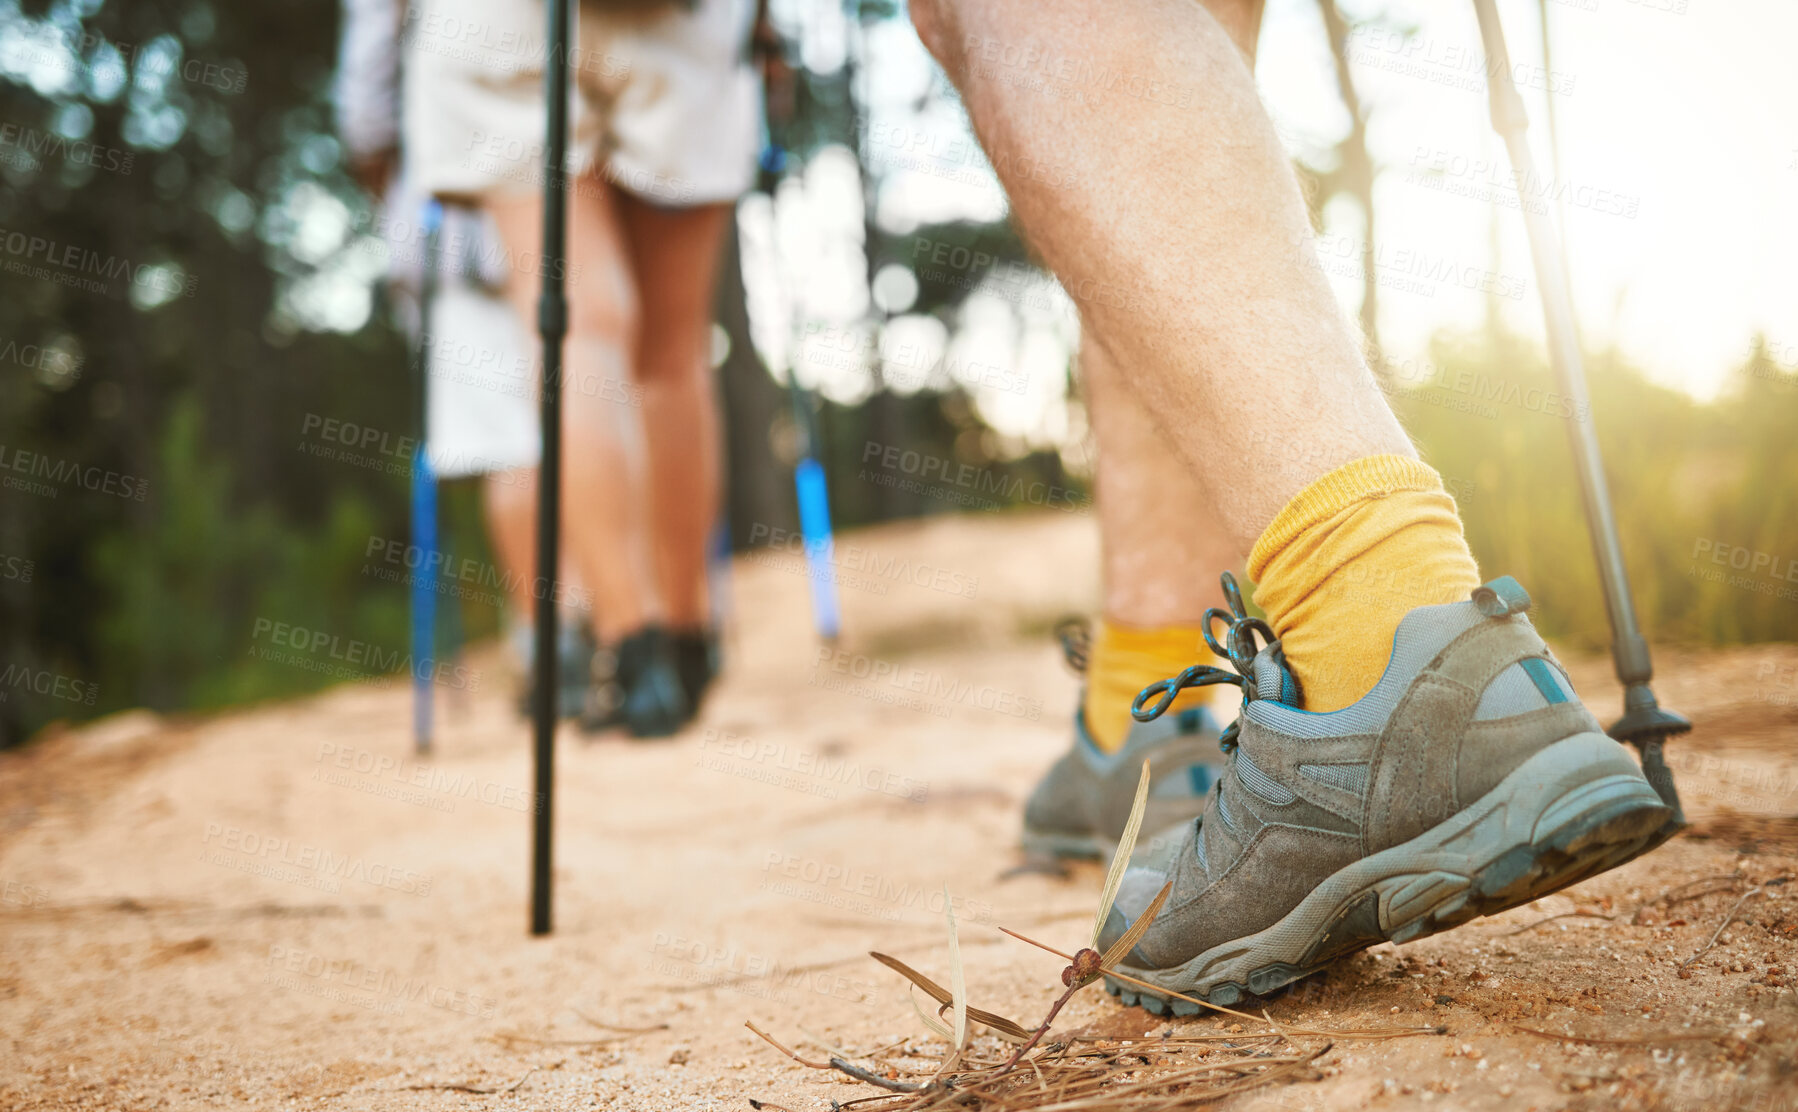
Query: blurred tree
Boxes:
[{"xmin": 1312, "ymin": 0, "xmax": 1379, "ymax": 349}]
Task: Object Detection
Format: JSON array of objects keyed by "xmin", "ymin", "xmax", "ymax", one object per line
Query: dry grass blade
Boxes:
[
  {"xmin": 869, "ymin": 952, "xmax": 1034, "ymax": 1040},
  {"xmin": 866, "ymin": 950, "xmax": 1035, "ymax": 1036},
  {"xmin": 1098, "ymin": 881, "xmax": 1172, "ymax": 970},
  {"xmin": 947, "ymin": 885, "xmax": 969, "ymax": 1052},
  {"xmin": 1092, "ymin": 758, "xmax": 1152, "ymax": 947},
  {"xmin": 871, "ymin": 951, "xmax": 951, "ymax": 1004},
  {"xmin": 909, "ymin": 986, "xmax": 953, "ymax": 1040}
]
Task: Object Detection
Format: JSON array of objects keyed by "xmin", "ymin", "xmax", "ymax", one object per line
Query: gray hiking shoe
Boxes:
[
  {"xmin": 1097, "ymin": 573, "xmax": 1673, "ymax": 1014},
  {"xmin": 1022, "ymin": 620, "xmax": 1227, "ymax": 861}
]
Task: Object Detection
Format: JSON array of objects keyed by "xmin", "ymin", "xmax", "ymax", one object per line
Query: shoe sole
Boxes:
[{"xmin": 1104, "ymin": 731, "xmax": 1671, "ymax": 1015}]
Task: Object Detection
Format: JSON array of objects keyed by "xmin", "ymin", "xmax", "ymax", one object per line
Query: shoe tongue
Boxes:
[{"xmin": 1253, "ymin": 645, "xmax": 1302, "ymax": 708}]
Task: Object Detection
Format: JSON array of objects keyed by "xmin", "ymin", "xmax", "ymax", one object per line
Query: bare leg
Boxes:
[
  {"xmin": 483, "ymin": 468, "xmax": 541, "ymax": 617},
  {"xmin": 482, "ymin": 467, "xmax": 594, "ymax": 624},
  {"xmin": 485, "ymin": 178, "xmax": 660, "ymax": 643},
  {"xmin": 1085, "ymin": 0, "xmax": 1263, "ymax": 626},
  {"xmin": 1086, "ymin": 343, "xmax": 1240, "ymax": 626},
  {"xmin": 910, "ymin": 0, "xmax": 1411, "ymax": 551},
  {"xmin": 613, "ymin": 194, "xmax": 730, "ymax": 630}
]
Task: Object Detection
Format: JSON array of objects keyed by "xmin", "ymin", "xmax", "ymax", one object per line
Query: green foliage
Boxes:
[{"xmin": 1393, "ymin": 335, "xmax": 1798, "ymax": 650}]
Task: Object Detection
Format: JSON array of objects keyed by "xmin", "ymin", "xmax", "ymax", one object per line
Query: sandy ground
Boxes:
[{"xmin": 3, "ymin": 511, "xmax": 1796, "ymax": 1111}]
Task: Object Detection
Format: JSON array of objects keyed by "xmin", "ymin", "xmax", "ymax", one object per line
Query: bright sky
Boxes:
[
  {"xmin": 1257, "ymin": 0, "xmax": 1798, "ymax": 400},
  {"xmin": 758, "ymin": 0, "xmax": 1798, "ymax": 442}
]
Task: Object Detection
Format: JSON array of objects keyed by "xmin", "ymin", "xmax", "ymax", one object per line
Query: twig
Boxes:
[
  {"xmin": 571, "ymin": 1009, "xmax": 669, "ymax": 1034},
  {"xmin": 746, "ymin": 1021, "xmax": 830, "ymax": 1069},
  {"xmin": 751, "ymin": 1021, "xmax": 942, "ymax": 1096},
  {"xmin": 399, "ymin": 1067, "xmax": 537, "ymax": 1094},
  {"xmin": 830, "ymin": 1057, "xmax": 925, "ymax": 1094},
  {"xmin": 998, "ymin": 979, "xmax": 1083, "ymax": 1072},
  {"xmin": 1509, "ymin": 1024, "xmax": 1727, "ymax": 1046},
  {"xmin": 1501, "ymin": 910, "xmax": 1615, "ymax": 936},
  {"xmin": 1680, "ymin": 884, "xmax": 1765, "ymax": 972}
]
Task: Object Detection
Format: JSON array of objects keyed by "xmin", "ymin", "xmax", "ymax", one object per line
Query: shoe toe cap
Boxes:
[{"xmin": 1094, "ymin": 866, "xmax": 1171, "ymax": 964}]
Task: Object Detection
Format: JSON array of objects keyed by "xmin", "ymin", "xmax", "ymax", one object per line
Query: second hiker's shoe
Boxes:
[
  {"xmin": 671, "ymin": 627, "xmax": 720, "ymax": 716},
  {"xmin": 579, "ymin": 626, "xmax": 689, "ymax": 739},
  {"xmin": 511, "ymin": 620, "xmax": 598, "ymax": 720},
  {"xmin": 1098, "ymin": 573, "xmax": 1672, "ymax": 1014},
  {"xmin": 1022, "ymin": 619, "xmax": 1228, "ymax": 861}
]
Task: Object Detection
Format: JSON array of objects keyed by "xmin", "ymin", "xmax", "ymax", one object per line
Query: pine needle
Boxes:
[{"xmin": 947, "ymin": 885, "xmax": 969, "ymax": 1052}]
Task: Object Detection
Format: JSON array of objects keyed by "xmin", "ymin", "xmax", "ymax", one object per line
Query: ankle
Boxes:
[
  {"xmin": 1249, "ymin": 455, "xmax": 1481, "ymax": 711},
  {"xmin": 1082, "ymin": 619, "xmax": 1224, "ymax": 752}
]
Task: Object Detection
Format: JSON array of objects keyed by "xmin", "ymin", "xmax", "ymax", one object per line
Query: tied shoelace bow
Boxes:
[{"xmin": 1128, "ymin": 572, "xmax": 1277, "ymax": 755}]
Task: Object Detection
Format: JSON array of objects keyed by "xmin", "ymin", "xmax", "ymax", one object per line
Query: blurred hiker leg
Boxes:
[
  {"xmin": 482, "ymin": 468, "xmax": 590, "ymax": 624},
  {"xmin": 614, "ymin": 193, "xmax": 731, "ymax": 632},
  {"xmin": 486, "ymin": 178, "xmax": 661, "ymax": 644},
  {"xmin": 1076, "ymin": 0, "xmax": 1259, "ymax": 752},
  {"xmin": 912, "ymin": 0, "xmax": 1478, "ymax": 710},
  {"xmin": 484, "ymin": 468, "xmax": 543, "ymax": 617},
  {"xmin": 1081, "ymin": 341, "xmax": 1241, "ymax": 751}
]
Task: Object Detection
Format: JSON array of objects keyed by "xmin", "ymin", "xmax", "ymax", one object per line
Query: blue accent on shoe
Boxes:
[
  {"xmin": 1188, "ymin": 763, "xmax": 1213, "ymax": 796},
  {"xmin": 1072, "ymin": 706, "xmax": 1113, "ymax": 774},
  {"xmin": 1078, "ymin": 702, "xmax": 1220, "ymax": 775},
  {"xmin": 1519, "ymin": 657, "xmax": 1569, "ymax": 704}
]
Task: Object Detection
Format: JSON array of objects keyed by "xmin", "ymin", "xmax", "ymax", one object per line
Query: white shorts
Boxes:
[
  {"xmin": 422, "ymin": 279, "xmax": 541, "ymax": 478},
  {"xmin": 402, "ymin": 0, "xmax": 761, "ymax": 206}
]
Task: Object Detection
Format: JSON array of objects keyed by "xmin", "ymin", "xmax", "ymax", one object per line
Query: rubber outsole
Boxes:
[{"xmin": 1102, "ymin": 733, "xmax": 1672, "ymax": 1015}]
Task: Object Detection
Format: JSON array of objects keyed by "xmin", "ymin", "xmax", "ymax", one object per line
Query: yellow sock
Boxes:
[
  {"xmin": 1082, "ymin": 621, "xmax": 1218, "ymax": 752},
  {"xmin": 1248, "ymin": 454, "xmax": 1482, "ymax": 712}
]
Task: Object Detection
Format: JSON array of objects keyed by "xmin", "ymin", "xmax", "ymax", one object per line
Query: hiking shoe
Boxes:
[
  {"xmin": 511, "ymin": 621, "xmax": 598, "ymax": 720},
  {"xmin": 579, "ymin": 626, "xmax": 689, "ymax": 739},
  {"xmin": 1097, "ymin": 573, "xmax": 1672, "ymax": 1014},
  {"xmin": 671, "ymin": 627, "xmax": 721, "ymax": 715},
  {"xmin": 1022, "ymin": 619, "xmax": 1228, "ymax": 861}
]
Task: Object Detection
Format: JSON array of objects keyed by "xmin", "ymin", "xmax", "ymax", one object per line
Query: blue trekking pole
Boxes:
[
  {"xmin": 410, "ymin": 200, "xmax": 444, "ymax": 755},
  {"xmin": 759, "ymin": 144, "xmax": 842, "ymax": 642}
]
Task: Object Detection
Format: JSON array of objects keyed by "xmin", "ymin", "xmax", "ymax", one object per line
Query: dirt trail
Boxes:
[{"xmin": 3, "ymin": 512, "xmax": 1795, "ymax": 1111}]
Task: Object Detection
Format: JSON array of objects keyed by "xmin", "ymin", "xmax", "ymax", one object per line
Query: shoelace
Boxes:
[
  {"xmin": 1128, "ymin": 572, "xmax": 1277, "ymax": 756},
  {"xmin": 1054, "ymin": 616, "xmax": 1092, "ymax": 675}
]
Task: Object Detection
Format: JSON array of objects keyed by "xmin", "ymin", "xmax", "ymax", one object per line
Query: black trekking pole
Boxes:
[
  {"xmin": 1470, "ymin": 0, "xmax": 1687, "ymax": 837},
  {"xmin": 529, "ymin": 0, "xmax": 572, "ymax": 937}
]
